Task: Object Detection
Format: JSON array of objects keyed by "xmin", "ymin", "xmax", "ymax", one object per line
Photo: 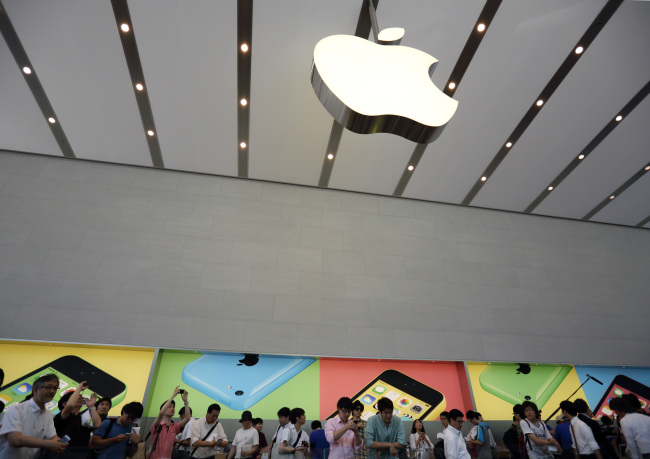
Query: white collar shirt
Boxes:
[
  {"xmin": 0, "ymin": 399, "xmax": 57, "ymax": 459},
  {"xmin": 569, "ymin": 416, "xmax": 599, "ymax": 455},
  {"xmin": 443, "ymin": 425, "xmax": 471, "ymax": 459},
  {"xmin": 190, "ymin": 417, "xmax": 227, "ymax": 458},
  {"xmin": 178, "ymin": 417, "xmax": 196, "ymax": 451},
  {"xmin": 619, "ymin": 413, "xmax": 650, "ymax": 459}
]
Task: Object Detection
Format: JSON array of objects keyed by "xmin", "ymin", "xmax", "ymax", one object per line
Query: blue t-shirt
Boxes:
[
  {"xmin": 553, "ymin": 423, "xmax": 573, "ymax": 449},
  {"xmin": 94, "ymin": 418, "xmax": 133, "ymax": 459},
  {"xmin": 310, "ymin": 429, "xmax": 329, "ymax": 459}
]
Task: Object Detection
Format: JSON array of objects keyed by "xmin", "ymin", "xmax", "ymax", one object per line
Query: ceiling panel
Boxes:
[
  {"xmin": 0, "ymin": 38, "xmax": 61, "ymax": 156},
  {"xmin": 472, "ymin": 1, "xmax": 650, "ymax": 212},
  {"xmin": 3, "ymin": 0, "xmax": 151, "ymax": 166},
  {"xmin": 248, "ymin": 0, "xmax": 359, "ymax": 185},
  {"xmin": 592, "ymin": 171, "xmax": 650, "ymax": 227},
  {"xmin": 535, "ymin": 95, "xmax": 650, "ymax": 219},
  {"xmin": 129, "ymin": 0, "xmax": 237, "ymax": 176},
  {"xmin": 404, "ymin": 0, "xmax": 607, "ymax": 204}
]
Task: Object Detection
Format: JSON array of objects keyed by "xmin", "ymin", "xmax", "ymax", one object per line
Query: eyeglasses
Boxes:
[
  {"xmin": 39, "ymin": 385, "xmax": 58, "ymax": 390},
  {"xmin": 340, "ymin": 409, "xmax": 351, "ymax": 415},
  {"xmin": 453, "ymin": 419, "xmax": 465, "ymax": 424}
]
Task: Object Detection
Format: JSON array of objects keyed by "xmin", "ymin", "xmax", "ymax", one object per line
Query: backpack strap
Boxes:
[{"xmin": 102, "ymin": 418, "xmax": 117, "ymax": 439}]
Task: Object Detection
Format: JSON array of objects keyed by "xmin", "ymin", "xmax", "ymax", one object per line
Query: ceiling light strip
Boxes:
[
  {"xmin": 523, "ymin": 79, "xmax": 650, "ymax": 213},
  {"xmin": 110, "ymin": 0, "xmax": 164, "ymax": 168},
  {"xmin": 0, "ymin": 1, "xmax": 75, "ymax": 158},
  {"xmin": 461, "ymin": 0, "xmax": 623, "ymax": 206},
  {"xmin": 318, "ymin": 121, "xmax": 344, "ymax": 187},
  {"xmin": 316, "ymin": 0, "xmax": 378, "ymax": 188},
  {"xmin": 392, "ymin": 0, "xmax": 502, "ymax": 197},
  {"xmin": 635, "ymin": 215, "xmax": 650, "ymax": 228},
  {"xmin": 237, "ymin": 0, "xmax": 253, "ymax": 178},
  {"xmin": 581, "ymin": 162, "xmax": 650, "ymax": 221}
]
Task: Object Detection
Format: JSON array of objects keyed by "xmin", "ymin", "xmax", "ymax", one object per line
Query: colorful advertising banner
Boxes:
[{"xmin": 0, "ymin": 341, "xmax": 155, "ymax": 416}]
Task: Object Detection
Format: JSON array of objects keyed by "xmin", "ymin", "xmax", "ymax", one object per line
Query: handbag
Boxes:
[{"xmin": 129, "ymin": 423, "xmax": 154, "ymax": 459}]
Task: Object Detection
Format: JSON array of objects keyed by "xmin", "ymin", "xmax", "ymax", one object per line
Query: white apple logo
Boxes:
[{"xmin": 311, "ymin": 30, "xmax": 458, "ymax": 144}]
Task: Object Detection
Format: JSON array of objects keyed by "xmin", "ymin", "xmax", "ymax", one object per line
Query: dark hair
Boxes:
[
  {"xmin": 278, "ymin": 407, "xmax": 291, "ymax": 418},
  {"xmin": 600, "ymin": 415, "xmax": 613, "ymax": 426},
  {"xmin": 161, "ymin": 400, "xmax": 176, "ymax": 410},
  {"xmin": 521, "ymin": 401, "xmax": 541, "ymax": 417},
  {"xmin": 440, "ymin": 411, "xmax": 450, "ymax": 419},
  {"xmin": 475, "ymin": 412, "xmax": 482, "ymax": 418},
  {"xmin": 352, "ymin": 400, "xmax": 364, "ymax": 412},
  {"xmin": 179, "ymin": 406, "xmax": 192, "ymax": 417},
  {"xmin": 559, "ymin": 401, "xmax": 577, "ymax": 417},
  {"xmin": 290, "ymin": 408, "xmax": 305, "ymax": 424},
  {"xmin": 448, "ymin": 409, "xmax": 464, "ymax": 421},
  {"xmin": 122, "ymin": 401, "xmax": 144, "ymax": 419},
  {"xmin": 253, "ymin": 418, "xmax": 264, "ymax": 426},
  {"xmin": 207, "ymin": 403, "xmax": 221, "ymax": 414},
  {"xmin": 311, "ymin": 420, "xmax": 322, "ymax": 430},
  {"xmin": 513, "ymin": 404, "xmax": 524, "ymax": 418},
  {"xmin": 573, "ymin": 399, "xmax": 589, "ymax": 414},
  {"xmin": 33, "ymin": 374, "xmax": 59, "ymax": 392},
  {"xmin": 621, "ymin": 393, "xmax": 642, "ymax": 411},
  {"xmin": 58, "ymin": 392, "xmax": 73, "ymax": 411},
  {"xmin": 411, "ymin": 419, "xmax": 425, "ymax": 434},
  {"xmin": 337, "ymin": 397, "xmax": 353, "ymax": 411},
  {"xmin": 466, "ymin": 410, "xmax": 479, "ymax": 421},
  {"xmin": 609, "ymin": 397, "xmax": 634, "ymax": 414},
  {"xmin": 376, "ymin": 397, "xmax": 393, "ymax": 413},
  {"xmin": 96, "ymin": 397, "xmax": 113, "ymax": 409}
]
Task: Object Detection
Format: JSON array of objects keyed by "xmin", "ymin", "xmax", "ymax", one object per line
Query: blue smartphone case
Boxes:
[{"xmin": 182, "ymin": 352, "xmax": 316, "ymax": 410}]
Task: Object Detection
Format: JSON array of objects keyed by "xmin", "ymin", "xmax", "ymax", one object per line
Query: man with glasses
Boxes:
[
  {"xmin": 365, "ymin": 397, "xmax": 406, "ymax": 459},
  {"xmin": 325, "ymin": 397, "xmax": 362, "ymax": 459},
  {"xmin": 443, "ymin": 409, "xmax": 470, "ymax": 459},
  {"xmin": 89, "ymin": 401, "xmax": 143, "ymax": 459},
  {"xmin": 0, "ymin": 373, "xmax": 67, "ymax": 459}
]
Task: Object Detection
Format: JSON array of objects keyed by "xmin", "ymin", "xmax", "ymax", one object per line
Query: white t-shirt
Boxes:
[
  {"xmin": 520, "ymin": 419, "xmax": 552, "ymax": 459},
  {"xmin": 0, "ymin": 399, "xmax": 57, "ymax": 459},
  {"xmin": 271, "ymin": 424, "xmax": 289, "ymax": 459},
  {"xmin": 279, "ymin": 425, "xmax": 306, "ymax": 459},
  {"xmin": 232, "ymin": 427, "xmax": 260, "ymax": 458}
]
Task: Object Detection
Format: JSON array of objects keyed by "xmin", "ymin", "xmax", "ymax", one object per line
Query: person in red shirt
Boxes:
[{"xmin": 149, "ymin": 386, "xmax": 192, "ymax": 459}]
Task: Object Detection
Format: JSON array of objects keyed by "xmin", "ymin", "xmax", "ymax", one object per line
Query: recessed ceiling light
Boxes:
[
  {"xmin": 22, "ymin": 66, "xmax": 32, "ymax": 74},
  {"xmin": 536, "ymin": 99, "xmax": 544, "ymax": 107},
  {"xmin": 547, "ymin": 186, "xmax": 553, "ymax": 191},
  {"xmin": 120, "ymin": 23, "xmax": 130, "ymax": 32},
  {"xmin": 135, "ymin": 83, "xmax": 144, "ymax": 91},
  {"xmin": 147, "ymin": 130, "xmax": 154, "ymax": 136},
  {"xmin": 481, "ymin": 176, "xmax": 487, "ymax": 182},
  {"xmin": 615, "ymin": 115, "xmax": 623, "ymax": 122},
  {"xmin": 477, "ymin": 23, "xmax": 486, "ymax": 32},
  {"xmin": 327, "ymin": 153, "xmax": 334, "ymax": 160},
  {"xmin": 240, "ymin": 142, "xmax": 247, "ymax": 148},
  {"xmin": 240, "ymin": 98, "xmax": 248, "ymax": 106},
  {"xmin": 505, "ymin": 142, "xmax": 512, "ymax": 148},
  {"xmin": 48, "ymin": 117, "xmax": 56, "ymax": 124},
  {"xmin": 609, "ymin": 195, "xmax": 615, "ymax": 200},
  {"xmin": 407, "ymin": 165, "xmax": 414, "ymax": 171},
  {"xmin": 241, "ymin": 43, "xmax": 249, "ymax": 52},
  {"xmin": 448, "ymin": 82, "xmax": 456, "ymax": 90},
  {"xmin": 575, "ymin": 46, "xmax": 584, "ymax": 54},
  {"xmin": 578, "ymin": 154, "xmax": 585, "ymax": 160}
]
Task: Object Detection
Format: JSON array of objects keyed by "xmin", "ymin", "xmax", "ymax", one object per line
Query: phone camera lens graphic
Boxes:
[
  {"xmin": 235, "ymin": 390, "xmax": 244, "ymax": 396},
  {"xmin": 524, "ymin": 395, "xmax": 531, "ymax": 401}
]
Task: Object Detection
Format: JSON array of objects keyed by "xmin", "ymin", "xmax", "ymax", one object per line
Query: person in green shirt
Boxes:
[{"xmin": 364, "ymin": 398, "xmax": 407, "ymax": 459}]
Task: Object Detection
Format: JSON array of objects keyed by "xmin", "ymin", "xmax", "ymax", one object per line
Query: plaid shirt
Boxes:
[{"xmin": 354, "ymin": 420, "xmax": 368, "ymax": 459}]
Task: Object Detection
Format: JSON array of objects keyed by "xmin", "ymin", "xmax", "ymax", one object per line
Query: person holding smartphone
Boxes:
[
  {"xmin": 325, "ymin": 397, "xmax": 362, "ymax": 459},
  {"xmin": 89, "ymin": 401, "xmax": 143, "ymax": 459},
  {"xmin": 410, "ymin": 419, "xmax": 433, "ymax": 459},
  {"xmin": 52, "ymin": 381, "xmax": 102, "ymax": 459},
  {"xmin": 150, "ymin": 386, "xmax": 192, "ymax": 459},
  {"xmin": 0, "ymin": 373, "xmax": 67, "ymax": 459},
  {"xmin": 364, "ymin": 397, "xmax": 406, "ymax": 459},
  {"xmin": 278, "ymin": 408, "xmax": 309, "ymax": 459},
  {"xmin": 351, "ymin": 400, "xmax": 368, "ymax": 459},
  {"xmin": 228, "ymin": 411, "xmax": 260, "ymax": 459}
]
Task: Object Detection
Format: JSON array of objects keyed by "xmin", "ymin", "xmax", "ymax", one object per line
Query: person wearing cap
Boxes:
[{"xmin": 228, "ymin": 411, "xmax": 260, "ymax": 459}]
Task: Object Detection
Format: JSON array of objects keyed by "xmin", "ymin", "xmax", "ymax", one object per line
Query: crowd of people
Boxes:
[{"xmin": 0, "ymin": 371, "xmax": 648, "ymax": 459}]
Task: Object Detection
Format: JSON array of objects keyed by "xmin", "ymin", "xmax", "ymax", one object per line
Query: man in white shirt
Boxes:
[
  {"xmin": 177, "ymin": 405, "xmax": 196, "ymax": 456},
  {"xmin": 269, "ymin": 407, "xmax": 291, "ymax": 459},
  {"xmin": 228, "ymin": 411, "xmax": 260, "ymax": 459},
  {"xmin": 0, "ymin": 374, "xmax": 67, "ymax": 459},
  {"xmin": 443, "ymin": 409, "xmax": 471, "ymax": 459},
  {"xmin": 609, "ymin": 397, "xmax": 650, "ymax": 459},
  {"xmin": 437, "ymin": 411, "xmax": 450, "ymax": 440},
  {"xmin": 560, "ymin": 401, "xmax": 602, "ymax": 459},
  {"xmin": 278, "ymin": 408, "xmax": 308, "ymax": 459},
  {"xmin": 190, "ymin": 403, "xmax": 228, "ymax": 459}
]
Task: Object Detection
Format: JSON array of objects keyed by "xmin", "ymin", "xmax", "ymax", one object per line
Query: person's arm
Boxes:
[
  {"xmin": 410, "ymin": 434, "xmax": 417, "ymax": 452},
  {"xmin": 191, "ymin": 421, "xmax": 217, "ymax": 449},
  {"xmin": 620, "ymin": 421, "xmax": 639, "ymax": 459},
  {"xmin": 228, "ymin": 444, "xmax": 238, "ymax": 459},
  {"xmin": 244, "ymin": 430, "xmax": 261, "ymax": 457},
  {"xmin": 61, "ymin": 381, "xmax": 88, "ymax": 419},
  {"xmin": 155, "ymin": 386, "xmax": 181, "ymax": 429},
  {"xmin": 84, "ymin": 392, "xmax": 102, "ymax": 428},
  {"xmin": 89, "ymin": 432, "xmax": 129, "ymax": 449},
  {"xmin": 6, "ymin": 432, "xmax": 66, "ymax": 453},
  {"xmin": 179, "ymin": 391, "xmax": 191, "ymax": 429},
  {"xmin": 216, "ymin": 423, "xmax": 229, "ymax": 448}
]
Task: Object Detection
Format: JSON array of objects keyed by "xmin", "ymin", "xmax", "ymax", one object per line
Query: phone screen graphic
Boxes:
[
  {"xmin": 0, "ymin": 355, "xmax": 127, "ymax": 415},
  {"xmin": 593, "ymin": 375, "xmax": 650, "ymax": 420}
]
